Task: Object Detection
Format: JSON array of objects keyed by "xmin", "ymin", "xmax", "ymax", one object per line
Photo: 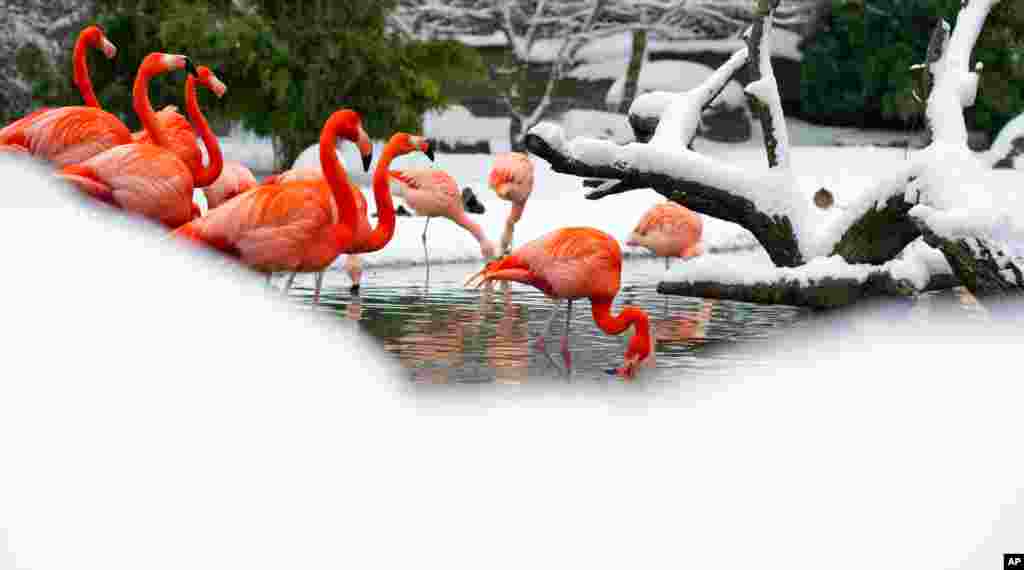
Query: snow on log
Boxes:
[{"xmin": 658, "ymin": 239, "xmax": 958, "ymax": 309}]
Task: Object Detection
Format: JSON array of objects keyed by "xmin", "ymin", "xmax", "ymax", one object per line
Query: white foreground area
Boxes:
[{"xmin": 1, "ymin": 156, "xmax": 1023, "ymax": 570}]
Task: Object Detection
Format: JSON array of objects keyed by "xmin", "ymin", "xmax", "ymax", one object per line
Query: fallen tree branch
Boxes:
[{"xmin": 657, "ymin": 272, "xmax": 958, "ymax": 310}]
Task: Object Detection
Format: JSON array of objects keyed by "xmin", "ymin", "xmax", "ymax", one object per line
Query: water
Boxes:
[{"xmin": 280, "ymin": 256, "xmax": 818, "ymax": 384}]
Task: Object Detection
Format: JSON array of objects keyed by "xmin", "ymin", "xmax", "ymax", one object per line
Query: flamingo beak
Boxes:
[
  {"xmin": 350, "ymin": 284, "xmax": 361, "ymax": 294},
  {"xmin": 184, "ymin": 57, "xmax": 199, "ymax": 77},
  {"xmin": 424, "ymin": 139, "xmax": 435, "ymax": 162},
  {"xmin": 208, "ymin": 73, "xmax": 228, "ymax": 98},
  {"xmin": 100, "ymin": 37, "xmax": 118, "ymax": 59},
  {"xmin": 358, "ymin": 127, "xmax": 373, "ymax": 172}
]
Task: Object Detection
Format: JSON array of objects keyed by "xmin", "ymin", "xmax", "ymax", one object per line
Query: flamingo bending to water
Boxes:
[
  {"xmin": 390, "ymin": 168, "xmax": 496, "ymax": 283},
  {"xmin": 467, "ymin": 227, "xmax": 653, "ymax": 379},
  {"xmin": 0, "ymin": 26, "xmax": 131, "ymax": 166},
  {"xmin": 627, "ymin": 202, "xmax": 704, "ymax": 270},
  {"xmin": 57, "ymin": 56, "xmax": 225, "ymax": 228},
  {"xmin": 488, "ymin": 152, "xmax": 534, "ymax": 255}
]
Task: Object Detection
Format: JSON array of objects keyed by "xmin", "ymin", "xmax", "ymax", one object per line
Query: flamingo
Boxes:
[
  {"xmin": 627, "ymin": 202, "xmax": 704, "ymax": 270},
  {"xmin": 203, "ymin": 161, "xmax": 260, "ymax": 211},
  {"xmin": 56, "ymin": 55, "xmax": 225, "ymax": 229},
  {"xmin": 273, "ymin": 165, "xmax": 369, "ymax": 295},
  {"xmin": 172, "ymin": 113, "xmax": 434, "ymax": 304},
  {"xmin": 488, "ymin": 152, "xmax": 534, "ymax": 255},
  {"xmin": 0, "ymin": 26, "xmax": 131, "ymax": 167},
  {"xmin": 390, "ymin": 168, "xmax": 497, "ymax": 283},
  {"xmin": 466, "ymin": 227, "xmax": 654, "ymax": 379}
]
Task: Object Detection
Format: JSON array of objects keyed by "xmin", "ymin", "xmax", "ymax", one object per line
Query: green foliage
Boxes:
[
  {"xmin": 36, "ymin": 0, "xmax": 484, "ymax": 168},
  {"xmin": 800, "ymin": 0, "xmax": 1024, "ymax": 135}
]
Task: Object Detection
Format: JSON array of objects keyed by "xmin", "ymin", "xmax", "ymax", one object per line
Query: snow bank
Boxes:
[
  {"xmin": 605, "ymin": 60, "xmax": 748, "ymax": 109},
  {"xmin": 424, "ymin": 105, "xmax": 511, "ymax": 151}
]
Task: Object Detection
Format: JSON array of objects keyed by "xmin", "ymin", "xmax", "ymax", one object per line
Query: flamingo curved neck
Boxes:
[
  {"xmin": 133, "ymin": 66, "xmax": 169, "ymax": 149},
  {"xmin": 452, "ymin": 210, "xmax": 488, "ymax": 250},
  {"xmin": 591, "ymin": 300, "xmax": 650, "ymax": 339},
  {"xmin": 73, "ymin": 32, "xmax": 100, "ymax": 108},
  {"xmin": 319, "ymin": 120, "xmax": 359, "ymax": 245},
  {"xmin": 185, "ymin": 76, "xmax": 223, "ymax": 187},
  {"xmin": 360, "ymin": 144, "xmax": 401, "ymax": 253}
]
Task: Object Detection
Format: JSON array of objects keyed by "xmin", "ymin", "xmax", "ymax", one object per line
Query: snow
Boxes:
[
  {"xmin": 343, "ymin": 151, "xmax": 756, "ymax": 268},
  {"xmin": 3, "ymin": 155, "xmax": 1024, "ymax": 570},
  {"xmin": 665, "ymin": 236, "xmax": 952, "ymax": 290},
  {"xmin": 540, "ymin": 28, "xmax": 804, "ymax": 63},
  {"xmin": 560, "ymin": 110, "xmax": 635, "ymax": 144},
  {"xmin": 423, "ymin": 105, "xmax": 511, "ymax": 151},
  {"xmin": 982, "ymin": 111, "xmax": 1024, "ymax": 167},
  {"xmin": 605, "ymin": 60, "xmax": 748, "ymax": 109}
]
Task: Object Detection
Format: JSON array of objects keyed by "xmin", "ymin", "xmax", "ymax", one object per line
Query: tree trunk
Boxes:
[
  {"xmin": 509, "ymin": 113, "xmax": 524, "ymax": 152},
  {"xmin": 618, "ymin": 28, "xmax": 647, "ymax": 114}
]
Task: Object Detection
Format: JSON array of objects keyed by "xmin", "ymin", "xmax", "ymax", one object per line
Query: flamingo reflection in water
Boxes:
[
  {"xmin": 653, "ymin": 299, "xmax": 715, "ymax": 344},
  {"xmin": 382, "ymin": 306, "xmax": 473, "ymax": 384},
  {"xmin": 480, "ymin": 285, "xmax": 530, "ymax": 384}
]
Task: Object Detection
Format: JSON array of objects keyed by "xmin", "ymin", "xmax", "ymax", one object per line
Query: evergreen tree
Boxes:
[
  {"xmin": 38, "ymin": 0, "xmax": 484, "ymax": 169},
  {"xmin": 800, "ymin": 0, "xmax": 1023, "ymax": 136}
]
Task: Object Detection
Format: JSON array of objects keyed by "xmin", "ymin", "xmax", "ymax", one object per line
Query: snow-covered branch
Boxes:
[{"xmin": 984, "ymin": 111, "xmax": 1024, "ymax": 168}]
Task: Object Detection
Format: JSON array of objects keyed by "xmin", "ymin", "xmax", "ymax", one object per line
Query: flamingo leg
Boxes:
[
  {"xmin": 665, "ymin": 256, "xmax": 670, "ymax": 271},
  {"xmin": 560, "ymin": 299, "xmax": 573, "ymax": 374},
  {"xmin": 422, "ymin": 217, "xmax": 431, "ymax": 286},
  {"xmin": 283, "ymin": 271, "xmax": 297, "ymax": 295},
  {"xmin": 313, "ymin": 271, "xmax": 324, "ymax": 306},
  {"xmin": 535, "ymin": 298, "xmax": 560, "ymax": 354}
]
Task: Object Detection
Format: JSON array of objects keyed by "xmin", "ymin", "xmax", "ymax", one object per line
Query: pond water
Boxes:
[{"xmin": 278, "ymin": 255, "xmax": 826, "ymax": 384}]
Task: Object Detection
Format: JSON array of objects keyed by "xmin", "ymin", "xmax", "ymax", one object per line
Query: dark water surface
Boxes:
[{"xmin": 280, "ymin": 256, "xmax": 824, "ymax": 384}]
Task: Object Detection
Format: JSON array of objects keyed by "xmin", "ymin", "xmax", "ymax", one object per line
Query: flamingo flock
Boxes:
[{"xmin": 4, "ymin": 25, "xmax": 707, "ymax": 380}]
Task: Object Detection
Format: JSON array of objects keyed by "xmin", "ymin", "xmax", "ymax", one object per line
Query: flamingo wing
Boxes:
[
  {"xmin": 176, "ymin": 182, "xmax": 336, "ymax": 273},
  {"xmin": 470, "ymin": 227, "xmax": 621, "ymax": 300},
  {"xmin": 2, "ymin": 107, "xmax": 131, "ymax": 167},
  {"xmin": 389, "ymin": 168, "xmax": 459, "ymax": 217},
  {"xmin": 64, "ymin": 143, "xmax": 195, "ymax": 227},
  {"xmin": 132, "ymin": 106, "xmax": 202, "ymax": 175},
  {"xmin": 278, "ymin": 166, "xmax": 366, "ymax": 216}
]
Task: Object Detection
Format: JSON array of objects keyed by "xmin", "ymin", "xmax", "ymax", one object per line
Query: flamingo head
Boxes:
[
  {"xmin": 194, "ymin": 66, "xmax": 227, "ymax": 98},
  {"xmin": 142, "ymin": 53, "xmax": 191, "ymax": 76},
  {"xmin": 322, "ymin": 110, "xmax": 374, "ymax": 172},
  {"xmin": 83, "ymin": 26, "xmax": 117, "ymax": 59},
  {"xmin": 605, "ymin": 308, "xmax": 654, "ymax": 380},
  {"xmin": 388, "ymin": 133, "xmax": 434, "ymax": 163}
]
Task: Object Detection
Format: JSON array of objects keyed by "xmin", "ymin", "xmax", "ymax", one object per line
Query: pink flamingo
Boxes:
[
  {"xmin": 56, "ymin": 56, "xmax": 225, "ymax": 229},
  {"xmin": 0, "ymin": 26, "xmax": 131, "ymax": 167},
  {"xmin": 467, "ymin": 226, "xmax": 654, "ymax": 379},
  {"xmin": 627, "ymin": 202, "xmax": 704, "ymax": 270},
  {"xmin": 203, "ymin": 161, "xmax": 259, "ymax": 211},
  {"xmin": 488, "ymin": 152, "xmax": 534, "ymax": 255},
  {"xmin": 390, "ymin": 168, "xmax": 496, "ymax": 283}
]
